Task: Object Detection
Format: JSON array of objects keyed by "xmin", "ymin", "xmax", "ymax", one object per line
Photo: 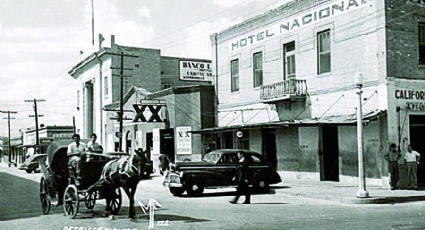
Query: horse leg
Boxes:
[
  {"xmin": 103, "ymin": 185, "xmax": 112, "ymax": 217},
  {"xmin": 123, "ymin": 186, "xmax": 133, "ymax": 218}
]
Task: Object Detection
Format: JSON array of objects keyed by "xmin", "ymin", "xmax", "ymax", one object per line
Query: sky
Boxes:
[{"xmin": 0, "ymin": 0, "xmax": 291, "ymax": 137}]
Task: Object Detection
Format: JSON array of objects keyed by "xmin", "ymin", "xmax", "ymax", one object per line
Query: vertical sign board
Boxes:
[
  {"xmin": 176, "ymin": 126, "xmax": 192, "ymax": 155},
  {"xmin": 152, "ymin": 128, "xmax": 160, "ymax": 155}
]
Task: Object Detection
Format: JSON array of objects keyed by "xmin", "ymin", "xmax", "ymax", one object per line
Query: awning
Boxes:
[{"xmin": 192, "ymin": 109, "xmax": 386, "ymax": 134}]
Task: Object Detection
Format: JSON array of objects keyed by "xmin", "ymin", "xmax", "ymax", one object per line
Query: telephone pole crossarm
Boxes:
[
  {"xmin": 1, "ymin": 110, "xmax": 17, "ymax": 165},
  {"xmin": 25, "ymin": 99, "xmax": 46, "ymax": 147}
]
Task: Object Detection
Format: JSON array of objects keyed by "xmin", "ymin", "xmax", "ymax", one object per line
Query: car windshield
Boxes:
[{"xmin": 203, "ymin": 153, "xmax": 220, "ymax": 163}]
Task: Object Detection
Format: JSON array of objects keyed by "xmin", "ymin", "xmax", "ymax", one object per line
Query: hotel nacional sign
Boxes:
[{"xmin": 229, "ymin": 0, "xmax": 369, "ymax": 52}]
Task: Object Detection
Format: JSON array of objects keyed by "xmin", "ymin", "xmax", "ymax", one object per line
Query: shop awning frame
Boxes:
[{"xmin": 192, "ymin": 109, "xmax": 387, "ymax": 134}]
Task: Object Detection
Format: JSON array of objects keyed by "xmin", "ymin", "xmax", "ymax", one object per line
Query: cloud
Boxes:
[
  {"xmin": 160, "ymin": 17, "xmax": 241, "ymax": 59},
  {"xmin": 212, "ymin": 0, "xmax": 246, "ymax": 7},
  {"xmin": 138, "ymin": 6, "xmax": 151, "ymax": 18},
  {"xmin": 85, "ymin": 0, "xmax": 155, "ymax": 46}
]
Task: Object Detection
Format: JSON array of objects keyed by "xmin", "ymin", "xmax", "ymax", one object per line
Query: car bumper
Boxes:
[
  {"xmin": 163, "ymin": 172, "xmax": 183, "ymax": 187},
  {"xmin": 18, "ymin": 165, "xmax": 29, "ymax": 170}
]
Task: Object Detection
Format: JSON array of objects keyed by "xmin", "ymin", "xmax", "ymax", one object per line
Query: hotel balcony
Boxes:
[{"xmin": 260, "ymin": 79, "xmax": 308, "ymax": 103}]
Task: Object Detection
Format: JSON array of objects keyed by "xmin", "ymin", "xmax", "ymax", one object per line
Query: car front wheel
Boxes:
[
  {"xmin": 185, "ymin": 179, "xmax": 204, "ymax": 196},
  {"xmin": 252, "ymin": 171, "xmax": 269, "ymax": 192},
  {"xmin": 169, "ymin": 187, "xmax": 185, "ymax": 196}
]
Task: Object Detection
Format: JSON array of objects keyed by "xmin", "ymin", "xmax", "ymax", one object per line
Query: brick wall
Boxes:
[{"xmin": 385, "ymin": 0, "xmax": 425, "ymax": 79}]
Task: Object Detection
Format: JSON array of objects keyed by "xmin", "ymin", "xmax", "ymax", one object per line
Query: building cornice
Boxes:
[{"xmin": 68, "ymin": 48, "xmax": 109, "ymax": 77}]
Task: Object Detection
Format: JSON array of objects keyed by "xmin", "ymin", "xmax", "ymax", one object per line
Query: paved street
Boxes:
[{"xmin": 2, "ymin": 165, "xmax": 425, "ymax": 230}]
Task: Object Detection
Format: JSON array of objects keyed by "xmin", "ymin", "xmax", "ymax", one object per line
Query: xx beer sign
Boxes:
[{"xmin": 132, "ymin": 104, "xmax": 164, "ymax": 122}]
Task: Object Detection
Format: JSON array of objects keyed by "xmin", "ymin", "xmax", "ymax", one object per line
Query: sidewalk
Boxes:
[
  {"xmin": 2, "ymin": 162, "xmax": 425, "ymax": 205},
  {"xmin": 276, "ymin": 176, "xmax": 425, "ymax": 204}
]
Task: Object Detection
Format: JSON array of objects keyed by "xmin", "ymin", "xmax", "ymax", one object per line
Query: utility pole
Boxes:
[
  {"xmin": 25, "ymin": 99, "xmax": 45, "ymax": 149},
  {"xmin": 109, "ymin": 51, "xmax": 138, "ymax": 151},
  {"xmin": 91, "ymin": 0, "xmax": 94, "ymax": 46},
  {"xmin": 1, "ymin": 110, "xmax": 17, "ymax": 165}
]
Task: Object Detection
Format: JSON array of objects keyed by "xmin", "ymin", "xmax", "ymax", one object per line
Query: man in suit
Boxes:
[{"xmin": 230, "ymin": 152, "xmax": 251, "ymax": 204}]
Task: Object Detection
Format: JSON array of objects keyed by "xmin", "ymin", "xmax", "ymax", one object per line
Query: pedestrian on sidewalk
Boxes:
[
  {"xmin": 230, "ymin": 152, "xmax": 251, "ymax": 204},
  {"xmin": 404, "ymin": 145, "xmax": 421, "ymax": 190},
  {"xmin": 385, "ymin": 143, "xmax": 401, "ymax": 190}
]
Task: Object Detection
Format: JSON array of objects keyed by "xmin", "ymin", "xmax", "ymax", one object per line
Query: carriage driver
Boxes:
[
  {"xmin": 68, "ymin": 134, "xmax": 87, "ymax": 170},
  {"xmin": 68, "ymin": 134, "xmax": 87, "ymax": 154}
]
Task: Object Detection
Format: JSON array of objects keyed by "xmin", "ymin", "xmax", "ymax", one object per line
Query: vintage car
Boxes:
[
  {"xmin": 163, "ymin": 149, "xmax": 281, "ymax": 196},
  {"xmin": 19, "ymin": 154, "xmax": 47, "ymax": 173}
]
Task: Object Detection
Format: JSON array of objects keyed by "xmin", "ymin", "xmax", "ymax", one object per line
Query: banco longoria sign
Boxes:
[{"xmin": 229, "ymin": 0, "xmax": 369, "ymax": 52}]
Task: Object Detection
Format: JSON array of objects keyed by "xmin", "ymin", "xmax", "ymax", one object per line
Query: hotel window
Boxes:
[
  {"xmin": 253, "ymin": 52, "xmax": 263, "ymax": 88},
  {"xmin": 419, "ymin": 23, "xmax": 425, "ymax": 65},
  {"xmin": 231, "ymin": 59, "xmax": 239, "ymax": 92},
  {"xmin": 284, "ymin": 41, "xmax": 296, "ymax": 79},
  {"xmin": 104, "ymin": 76, "xmax": 109, "ymax": 97},
  {"xmin": 317, "ymin": 29, "xmax": 331, "ymax": 74}
]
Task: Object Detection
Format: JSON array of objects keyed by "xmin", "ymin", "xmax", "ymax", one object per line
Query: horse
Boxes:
[{"xmin": 88, "ymin": 149, "xmax": 146, "ymax": 218}]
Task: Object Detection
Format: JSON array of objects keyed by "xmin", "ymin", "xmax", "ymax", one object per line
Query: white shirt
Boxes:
[
  {"xmin": 87, "ymin": 140, "xmax": 102, "ymax": 151},
  {"xmin": 404, "ymin": 150, "xmax": 420, "ymax": 162},
  {"xmin": 67, "ymin": 142, "xmax": 87, "ymax": 154}
]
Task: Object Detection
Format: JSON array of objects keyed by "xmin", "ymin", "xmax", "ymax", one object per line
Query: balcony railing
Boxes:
[{"xmin": 260, "ymin": 79, "xmax": 307, "ymax": 102}]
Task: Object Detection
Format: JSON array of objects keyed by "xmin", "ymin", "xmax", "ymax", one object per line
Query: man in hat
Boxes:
[{"xmin": 384, "ymin": 143, "xmax": 401, "ymax": 190}]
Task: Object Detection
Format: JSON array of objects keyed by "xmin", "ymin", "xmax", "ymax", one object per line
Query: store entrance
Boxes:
[
  {"xmin": 409, "ymin": 115, "xmax": 425, "ymax": 185},
  {"xmin": 262, "ymin": 128, "xmax": 277, "ymax": 170},
  {"xmin": 320, "ymin": 126, "xmax": 339, "ymax": 182}
]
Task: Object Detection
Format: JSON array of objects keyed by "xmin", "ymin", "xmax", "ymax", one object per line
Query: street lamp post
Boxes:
[{"xmin": 355, "ymin": 70, "xmax": 369, "ymax": 198}]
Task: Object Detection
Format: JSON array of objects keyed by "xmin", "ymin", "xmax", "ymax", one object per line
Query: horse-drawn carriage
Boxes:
[{"xmin": 36, "ymin": 139, "xmax": 129, "ymax": 218}]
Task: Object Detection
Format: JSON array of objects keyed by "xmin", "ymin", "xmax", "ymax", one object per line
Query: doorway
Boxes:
[
  {"xmin": 160, "ymin": 129, "xmax": 175, "ymax": 163},
  {"xmin": 262, "ymin": 128, "xmax": 277, "ymax": 170},
  {"xmin": 146, "ymin": 132, "xmax": 152, "ymax": 162},
  {"xmin": 125, "ymin": 131, "xmax": 132, "ymax": 153},
  {"xmin": 320, "ymin": 126, "xmax": 339, "ymax": 181},
  {"xmin": 409, "ymin": 115, "xmax": 425, "ymax": 185}
]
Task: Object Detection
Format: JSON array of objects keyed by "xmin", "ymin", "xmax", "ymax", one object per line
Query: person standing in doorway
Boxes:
[
  {"xmin": 230, "ymin": 152, "xmax": 251, "ymax": 204},
  {"xmin": 404, "ymin": 145, "xmax": 421, "ymax": 190},
  {"xmin": 384, "ymin": 143, "xmax": 401, "ymax": 190}
]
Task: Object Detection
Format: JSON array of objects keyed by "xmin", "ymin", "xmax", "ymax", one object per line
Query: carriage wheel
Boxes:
[
  {"xmin": 85, "ymin": 191, "xmax": 96, "ymax": 210},
  {"xmin": 63, "ymin": 185, "xmax": 79, "ymax": 219},
  {"xmin": 39, "ymin": 177, "xmax": 51, "ymax": 214},
  {"xmin": 109, "ymin": 188, "xmax": 122, "ymax": 215}
]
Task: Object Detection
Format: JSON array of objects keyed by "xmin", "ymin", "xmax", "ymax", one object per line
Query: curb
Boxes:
[{"xmin": 341, "ymin": 195, "xmax": 425, "ymax": 204}]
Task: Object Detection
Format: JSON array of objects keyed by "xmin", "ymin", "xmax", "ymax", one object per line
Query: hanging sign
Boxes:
[
  {"xmin": 179, "ymin": 61, "xmax": 213, "ymax": 82},
  {"xmin": 176, "ymin": 126, "xmax": 192, "ymax": 155}
]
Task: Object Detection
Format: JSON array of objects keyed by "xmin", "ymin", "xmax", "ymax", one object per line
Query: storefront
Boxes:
[{"xmin": 105, "ymin": 85, "xmax": 216, "ymax": 172}]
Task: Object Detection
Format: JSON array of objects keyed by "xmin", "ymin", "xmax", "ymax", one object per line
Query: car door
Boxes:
[
  {"xmin": 246, "ymin": 154, "xmax": 269, "ymax": 181},
  {"xmin": 215, "ymin": 153, "xmax": 239, "ymax": 186}
]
